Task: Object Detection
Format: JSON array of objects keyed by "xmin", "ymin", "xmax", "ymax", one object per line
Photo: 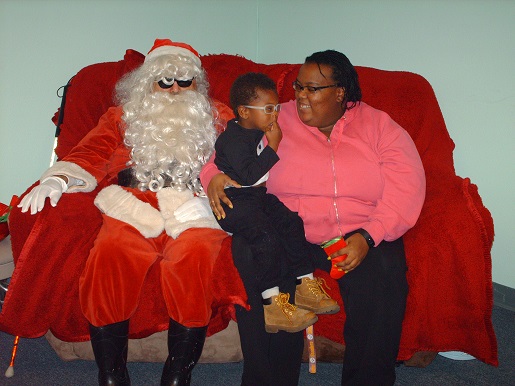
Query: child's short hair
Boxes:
[{"xmin": 230, "ymin": 72, "xmax": 277, "ymax": 118}]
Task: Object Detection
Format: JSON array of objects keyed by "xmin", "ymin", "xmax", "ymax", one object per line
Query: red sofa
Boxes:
[{"xmin": 0, "ymin": 49, "xmax": 498, "ymax": 367}]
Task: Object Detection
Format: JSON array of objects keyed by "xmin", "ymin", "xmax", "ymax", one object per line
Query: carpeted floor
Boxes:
[{"xmin": 0, "ymin": 306, "xmax": 513, "ymax": 385}]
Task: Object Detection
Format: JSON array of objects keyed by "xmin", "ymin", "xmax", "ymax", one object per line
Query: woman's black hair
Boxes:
[
  {"xmin": 305, "ymin": 50, "xmax": 362, "ymax": 110},
  {"xmin": 230, "ymin": 72, "xmax": 278, "ymax": 118}
]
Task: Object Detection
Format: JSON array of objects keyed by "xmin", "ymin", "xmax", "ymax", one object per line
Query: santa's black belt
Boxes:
[
  {"xmin": 117, "ymin": 168, "xmax": 139, "ymax": 188},
  {"xmin": 117, "ymin": 168, "xmax": 176, "ymax": 190}
]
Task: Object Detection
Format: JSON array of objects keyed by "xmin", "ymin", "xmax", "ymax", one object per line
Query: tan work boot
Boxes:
[
  {"xmin": 295, "ymin": 277, "xmax": 340, "ymax": 314},
  {"xmin": 263, "ymin": 292, "xmax": 318, "ymax": 333}
]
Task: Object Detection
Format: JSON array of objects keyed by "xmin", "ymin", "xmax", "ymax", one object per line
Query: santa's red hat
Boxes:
[{"xmin": 145, "ymin": 38, "xmax": 201, "ymax": 68}]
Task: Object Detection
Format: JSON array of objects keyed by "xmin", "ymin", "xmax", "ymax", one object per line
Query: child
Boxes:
[{"xmin": 214, "ymin": 73, "xmax": 339, "ymax": 333}]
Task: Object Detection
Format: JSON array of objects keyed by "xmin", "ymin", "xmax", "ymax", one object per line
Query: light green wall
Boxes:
[{"xmin": 1, "ymin": 0, "xmax": 513, "ymax": 288}]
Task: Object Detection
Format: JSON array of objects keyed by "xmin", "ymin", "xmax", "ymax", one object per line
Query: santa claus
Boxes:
[{"xmin": 19, "ymin": 39, "xmax": 229, "ymax": 386}]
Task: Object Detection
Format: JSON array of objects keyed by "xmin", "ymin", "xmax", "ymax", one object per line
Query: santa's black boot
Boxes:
[
  {"xmin": 160, "ymin": 319, "xmax": 207, "ymax": 386},
  {"xmin": 89, "ymin": 320, "xmax": 131, "ymax": 386}
]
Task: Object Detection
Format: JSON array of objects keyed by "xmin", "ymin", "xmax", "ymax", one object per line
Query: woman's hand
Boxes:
[
  {"xmin": 331, "ymin": 233, "xmax": 370, "ymax": 272},
  {"xmin": 207, "ymin": 173, "xmax": 240, "ymax": 220}
]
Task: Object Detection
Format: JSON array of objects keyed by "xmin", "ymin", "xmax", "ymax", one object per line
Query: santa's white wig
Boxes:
[{"xmin": 114, "ymin": 54, "xmax": 217, "ymax": 194}]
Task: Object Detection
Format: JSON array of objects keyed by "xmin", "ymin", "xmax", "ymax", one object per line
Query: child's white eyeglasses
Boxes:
[{"xmin": 243, "ymin": 104, "xmax": 281, "ymax": 114}]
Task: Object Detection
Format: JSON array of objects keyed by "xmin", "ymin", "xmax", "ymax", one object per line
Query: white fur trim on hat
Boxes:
[{"xmin": 145, "ymin": 45, "xmax": 201, "ymax": 68}]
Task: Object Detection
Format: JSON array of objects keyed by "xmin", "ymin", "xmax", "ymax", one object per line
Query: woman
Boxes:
[{"xmin": 201, "ymin": 50, "xmax": 426, "ymax": 386}]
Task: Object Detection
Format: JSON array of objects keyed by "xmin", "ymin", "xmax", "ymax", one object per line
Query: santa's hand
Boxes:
[
  {"xmin": 173, "ymin": 196, "xmax": 212, "ymax": 222},
  {"xmin": 18, "ymin": 176, "xmax": 67, "ymax": 215}
]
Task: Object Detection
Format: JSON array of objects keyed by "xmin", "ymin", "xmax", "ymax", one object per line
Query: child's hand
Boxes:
[{"xmin": 265, "ymin": 120, "xmax": 282, "ymax": 152}]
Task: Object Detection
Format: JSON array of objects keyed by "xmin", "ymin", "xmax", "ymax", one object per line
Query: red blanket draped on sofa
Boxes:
[{"xmin": 0, "ymin": 49, "xmax": 497, "ymax": 366}]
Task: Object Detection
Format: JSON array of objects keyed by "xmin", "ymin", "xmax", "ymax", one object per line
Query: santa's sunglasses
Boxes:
[{"xmin": 157, "ymin": 77, "xmax": 195, "ymax": 89}]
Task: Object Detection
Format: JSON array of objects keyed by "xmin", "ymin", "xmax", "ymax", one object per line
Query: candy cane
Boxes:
[
  {"xmin": 4, "ymin": 335, "xmax": 19, "ymax": 378},
  {"xmin": 306, "ymin": 325, "xmax": 316, "ymax": 374}
]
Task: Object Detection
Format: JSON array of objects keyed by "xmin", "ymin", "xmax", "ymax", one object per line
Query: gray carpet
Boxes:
[{"xmin": 0, "ymin": 306, "xmax": 513, "ymax": 385}]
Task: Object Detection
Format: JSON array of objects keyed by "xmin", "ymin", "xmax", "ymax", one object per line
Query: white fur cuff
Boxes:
[
  {"xmin": 157, "ymin": 188, "xmax": 193, "ymax": 220},
  {"xmin": 41, "ymin": 161, "xmax": 97, "ymax": 193},
  {"xmin": 94, "ymin": 185, "xmax": 165, "ymax": 238},
  {"xmin": 165, "ymin": 217, "xmax": 222, "ymax": 239},
  {"xmin": 157, "ymin": 188, "xmax": 222, "ymax": 238}
]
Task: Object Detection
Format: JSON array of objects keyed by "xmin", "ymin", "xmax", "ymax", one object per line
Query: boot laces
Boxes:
[
  {"xmin": 307, "ymin": 277, "xmax": 332, "ymax": 298},
  {"xmin": 275, "ymin": 292, "xmax": 297, "ymax": 323}
]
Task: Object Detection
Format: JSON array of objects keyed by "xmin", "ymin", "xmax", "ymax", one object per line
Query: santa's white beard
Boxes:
[{"xmin": 123, "ymin": 90, "xmax": 216, "ymax": 193}]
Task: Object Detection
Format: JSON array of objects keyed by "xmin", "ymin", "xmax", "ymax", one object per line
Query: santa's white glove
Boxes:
[
  {"xmin": 173, "ymin": 196, "xmax": 213, "ymax": 223},
  {"xmin": 18, "ymin": 176, "xmax": 68, "ymax": 215}
]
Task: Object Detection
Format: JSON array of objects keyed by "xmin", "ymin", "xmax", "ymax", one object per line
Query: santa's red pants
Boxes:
[{"xmin": 79, "ymin": 214, "xmax": 227, "ymax": 328}]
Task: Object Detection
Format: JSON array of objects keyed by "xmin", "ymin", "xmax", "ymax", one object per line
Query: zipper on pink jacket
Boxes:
[{"xmin": 328, "ymin": 137, "xmax": 343, "ymax": 238}]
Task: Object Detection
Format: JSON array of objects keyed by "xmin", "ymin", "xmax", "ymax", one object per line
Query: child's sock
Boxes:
[
  {"xmin": 261, "ymin": 286, "xmax": 280, "ymax": 303},
  {"xmin": 296, "ymin": 273, "xmax": 314, "ymax": 281}
]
